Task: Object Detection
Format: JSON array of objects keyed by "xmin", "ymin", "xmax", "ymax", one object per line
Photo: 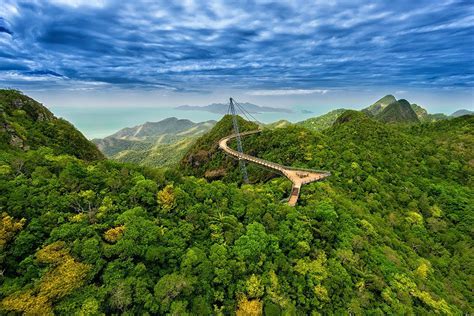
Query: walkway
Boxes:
[{"xmin": 218, "ymin": 130, "xmax": 331, "ymax": 206}]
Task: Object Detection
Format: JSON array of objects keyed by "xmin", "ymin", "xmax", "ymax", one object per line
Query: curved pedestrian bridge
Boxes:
[{"xmin": 218, "ymin": 130, "xmax": 331, "ymax": 206}]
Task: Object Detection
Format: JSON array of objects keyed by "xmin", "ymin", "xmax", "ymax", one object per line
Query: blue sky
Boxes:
[{"xmin": 0, "ymin": 0, "xmax": 473, "ymax": 113}]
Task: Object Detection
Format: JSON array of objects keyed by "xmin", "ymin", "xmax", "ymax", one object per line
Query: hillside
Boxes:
[
  {"xmin": 297, "ymin": 108, "xmax": 347, "ymax": 131},
  {"xmin": 375, "ymin": 99, "xmax": 420, "ymax": 123},
  {"xmin": 239, "ymin": 113, "xmax": 473, "ymax": 311},
  {"xmin": 333, "ymin": 109, "xmax": 371, "ymax": 125},
  {"xmin": 0, "ymin": 89, "xmax": 103, "ymax": 160},
  {"xmin": 262, "ymin": 119, "xmax": 292, "ymax": 129},
  {"xmin": 180, "ymin": 114, "xmax": 259, "ymax": 180},
  {"xmin": 1, "ymin": 91, "xmax": 473, "ymax": 315},
  {"xmin": 410, "ymin": 103, "xmax": 428, "ymax": 120},
  {"xmin": 93, "ymin": 118, "xmax": 215, "ymax": 167}
]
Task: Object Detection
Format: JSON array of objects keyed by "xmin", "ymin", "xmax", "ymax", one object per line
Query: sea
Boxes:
[{"xmin": 50, "ymin": 106, "xmax": 320, "ymax": 139}]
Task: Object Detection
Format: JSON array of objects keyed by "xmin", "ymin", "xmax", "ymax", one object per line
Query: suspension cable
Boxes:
[
  {"xmin": 234, "ymin": 102, "xmax": 254, "ymax": 123},
  {"xmin": 233, "ymin": 100, "xmax": 263, "ymax": 126}
]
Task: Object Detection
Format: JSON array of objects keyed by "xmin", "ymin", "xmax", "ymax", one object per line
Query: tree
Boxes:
[
  {"xmin": 0, "ymin": 212, "xmax": 25, "ymax": 250},
  {"xmin": 104, "ymin": 225, "xmax": 125, "ymax": 243},
  {"xmin": 129, "ymin": 179, "xmax": 158, "ymax": 206},
  {"xmin": 2, "ymin": 242, "xmax": 90, "ymax": 315},
  {"xmin": 236, "ymin": 297, "xmax": 263, "ymax": 316},
  {"xmin": 157, "ymin": 184, "xmax": 176, "ymax": 212},
  {"xmin": 246, "ymin": 274, "xmax": 264, "ymax": 298},
  {"xmin": 234, "ymin": 222, "xmax": 269, "ymax": 259},
  {"xmin": 154, "ymin": 273, "xmax": 195, "ymax": 313}
]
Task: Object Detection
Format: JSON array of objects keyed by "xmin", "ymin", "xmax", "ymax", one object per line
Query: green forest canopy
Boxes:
[{"xmin": 0, "ymin": 90, "xmax": 473, "ymax": 315}]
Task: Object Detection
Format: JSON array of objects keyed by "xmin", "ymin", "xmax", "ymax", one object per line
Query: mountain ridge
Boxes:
[
  {"xmin": 97, "ymin": 117, "xmax": 216, "ymax": 142},
  {"xmin": 375, "ymin": 99, "xmax": 420, "ymax": 123},
  {"xmin": 363, "ymin": 94, "xmax": 397, "ymax": 116},
  {"xmin": 451, "ymin": 109, "xmax": 473, "ymax": 117},
  {"xmin": 176, "ymin": 102, "xmax": 292, "ymax": 114},
  {"xmin": 93, "ymin": 117, "xmax": 216, "ymax": 166},
  {"xmin": 92, "ymin": 94, "xmax": 469, "ymax": 167}
]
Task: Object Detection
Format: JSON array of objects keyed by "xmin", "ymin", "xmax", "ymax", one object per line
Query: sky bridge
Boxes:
[{"xmin": 218, "ymin": 99, "xmax": 330, "ymax": 206}]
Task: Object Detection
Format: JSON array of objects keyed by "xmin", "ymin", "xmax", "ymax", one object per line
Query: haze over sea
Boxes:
[{"xmin": 51, "ymin": 105, "xmax": 320, "ymax": 139}]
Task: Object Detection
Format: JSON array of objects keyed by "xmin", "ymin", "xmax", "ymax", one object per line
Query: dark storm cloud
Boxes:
[
  {"xmin": 24, "ymin": 70, "xmax": 64, "ymax": 77},
  {"xmin": 0, "ymin": 0, "xmax": 473, "ymax": 92},
  {"xmin": 0, "ymin": 26, "xmax": 13, "ymax": 35}
]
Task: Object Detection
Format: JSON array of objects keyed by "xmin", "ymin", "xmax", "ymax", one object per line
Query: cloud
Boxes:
[
  {"xmin": 0, "ymin": 71, "xmax": 63, "ymax": 82},
  {"xmin": 48, "ymin": 0, "xmax": 107, "ymax": 8},
  {"xmin": 0, "ymin": 26, "xmax": 12, "ymax": 35},
  {"xmin": 0, "ymin": 0, "xmax": 472, "ymax": 93},
  {"xmin": 24, "ymin": 70, "xmax": 64, "ymax": 77},
  {"xmin": 247, "ymin": 89, "xmax": 328, "ymax": 96}
]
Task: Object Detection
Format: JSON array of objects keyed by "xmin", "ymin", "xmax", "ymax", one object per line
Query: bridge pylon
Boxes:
[{"xmin": 229, "ymin": 98, "xmax": 249, "ymax": 183}]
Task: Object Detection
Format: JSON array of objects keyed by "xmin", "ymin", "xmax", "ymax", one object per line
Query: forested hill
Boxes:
[
  {"xmin": 363, "ymin": 95, "xmax": 448, "ymax": 123},
  {"xmin": 297, "ymin": 108, "xmax": 347, "ymax": 132},
  {"xmin": 374, "ymin": 99, "xmax": 420, "ymax": 123},
  {"xmin": 92, "ymin": 118, "xmax": 216, "ymax": 167},
  {"xmin": 363, "ymin": 94, "xmax": 397, "ymax": 116},
  {"xmin": 297, "ymin": 95, "xmax": 455, "ymax": 134},
  {"xmin": 0, "ymin": 89, "xmax": 103, "ymax": 160},
  {"xmin": 0, "ymin": 91, "xmax": 473, "ymax": 315},
  {"xmin": 180, "ymin": 110, "xmax": 473, "ymax": 312},
  {"xmin": 180, "ymin": 114, "xmax": 258, "ymax": 180}
]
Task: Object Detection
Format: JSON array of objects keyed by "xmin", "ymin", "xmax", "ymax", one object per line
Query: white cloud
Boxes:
[
  {"xmin": 0, "ymin": 2, "xmax": 19, "ymax": 19},
  {"xmin": 1, "ymin": 71, "xmax": 54, "ymax": 82},
  {"xmin": 48, "ymin": 0, "xmax": 107, "ymax": 8},
  {"xmin": 247, "ymin": 89, "xmax": 328, "ymax": 96},
  {"xmin": 371, "ymin": 36, "xmax": 387, "ymax": 45},
  {"xmin": 398, "ymin": 15, "xmax": 474, "ymax": 35}
]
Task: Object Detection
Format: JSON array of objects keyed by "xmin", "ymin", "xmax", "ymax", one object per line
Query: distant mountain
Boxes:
[
  {"xmin": 263, "ymin": 119, "xmax": 292, "ymax": 129},
  {"xmin": 422, "ymin": 113, "xmax": 449, "ymax": 122},
  {"xmin": 363, "ymin": 94, "xmax": 397, "ymax": 116},
  {"xmin": 93, "ymin": 117, "xmax": 216, "ymax": 167},
  {"xmin": 375, "ymin": 99, "xmax": 419, "ymax": 123},
  {"xmin": 96, "ymin": 117, "xmax": 214, "ymax": 143},
  {"xmin": 451, "ymin": 109, "xmax": 473, "ymax": 117},
  {"xmin": 364, "ymin": 94, "xmax": 452, "ymax": 123},
  {"xmin": 297, "ymin": 108, "xmax": 347, "ymax": 131},
  {"xmin": 411, "ymin": 103, "xmax": 449, "ymax": 122},
  {"xmin": 410, "ymin": 103, "xmax": 428, "ymax": 119},
  {"xmin": 107, "ymin": 117, "xmax": 198, "ymax": 141},
  {"xmin": 176, "ymin": 102, "xmax": 292, "ymax": 114},
  {"xmin": 0, "ymin": 89, "xmax": 103, "ymax": 160}
]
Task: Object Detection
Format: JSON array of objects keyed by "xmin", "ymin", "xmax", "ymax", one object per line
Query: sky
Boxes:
[{"xmin": 0, "ymin": 0, "xmax": 473, "ymax": 114}]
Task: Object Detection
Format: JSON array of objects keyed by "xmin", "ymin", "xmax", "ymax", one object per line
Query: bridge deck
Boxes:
[{"xmin": 218, "ymin": 130, "xmax": 330, "ymax": 206}]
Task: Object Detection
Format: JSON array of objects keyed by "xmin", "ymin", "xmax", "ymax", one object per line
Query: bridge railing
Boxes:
[
  {"xmin": 217, "ymin": 130, "xmax": 261, "ymax": 146},
  {"xmin": 219, "ymin": 130, "xmax": 331, "ymax": 176},
  {"xmin": 227, "ymin": 149, "xmax": 286, "ymax": 172},
  {"xmin": 284, "ymin": 165, "xmax": 331, "ymax": 176}
]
